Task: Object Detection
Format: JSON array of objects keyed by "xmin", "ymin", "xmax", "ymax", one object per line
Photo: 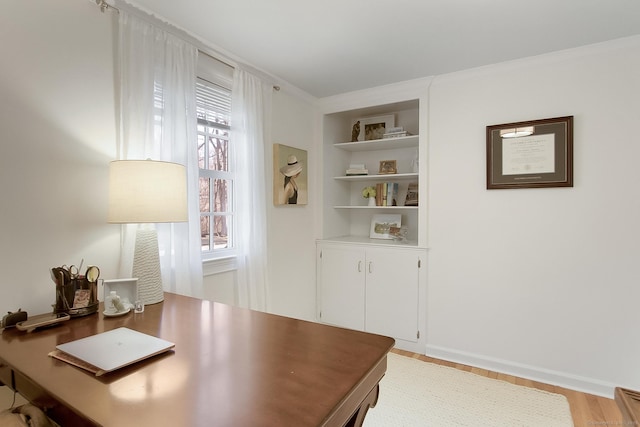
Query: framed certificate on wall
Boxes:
[{"xmin": 486, "ymin": 116, "xmax": 573, "ymax": 189}]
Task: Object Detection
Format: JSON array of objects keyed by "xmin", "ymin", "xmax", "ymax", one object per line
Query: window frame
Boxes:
[{"xmin": 196, "ymin": 75, "xmax": 236, "ymax": 262}]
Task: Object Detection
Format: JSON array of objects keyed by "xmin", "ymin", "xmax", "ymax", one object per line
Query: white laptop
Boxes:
[{"xmin": 53, "ymin": 327, "xmax": 175, "ymax": 376}]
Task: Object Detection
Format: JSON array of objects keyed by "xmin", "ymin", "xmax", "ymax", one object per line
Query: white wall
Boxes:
[
  {"xmin": 267, "ymin": 90, "xmax": 318, "ymax": 320},
  {"xmin": 0, "ymin": 0, "xmax": 121, "ymax": 316},
  {"xmin": 426, "ymin": 37, "xmax": 640, "ymax": 396}
]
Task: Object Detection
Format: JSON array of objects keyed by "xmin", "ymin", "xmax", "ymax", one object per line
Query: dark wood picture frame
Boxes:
[{"xmin": 486, "ymin": 116, "xmax": 573, "ymax": 189}]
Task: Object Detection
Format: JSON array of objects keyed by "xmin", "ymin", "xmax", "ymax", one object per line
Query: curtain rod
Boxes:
[
  {"xmin": 93, "ymin": 0, "xmax": 280, "ymax": 91},
  {"xmin": 95, "ymin": 0, "xmax": 116, "ymax": 13}
]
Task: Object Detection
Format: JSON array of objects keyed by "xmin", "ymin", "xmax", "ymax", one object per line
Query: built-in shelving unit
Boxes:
[
  {"xmin": 316, "ymin": 87, "xmax": 429, "ymax": 353},
  {"xmin": 320, "ymin": 98, "xmax": 425, "ymax": 247}
]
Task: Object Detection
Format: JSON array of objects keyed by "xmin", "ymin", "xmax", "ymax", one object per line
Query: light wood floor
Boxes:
[{"xmin": 392, "ymin": 349, "xmax": 623, "ymax": 427}]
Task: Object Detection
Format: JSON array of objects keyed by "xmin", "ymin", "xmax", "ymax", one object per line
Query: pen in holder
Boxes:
[{"xmin": 51, "ymin": 265, "xmax": 100, "ymax": 317}]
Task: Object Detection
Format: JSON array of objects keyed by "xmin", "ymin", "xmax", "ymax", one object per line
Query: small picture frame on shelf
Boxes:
[
  {"xmin": 405, "ymin": 182, "xmax": 418, "ymax": 206},
  {"xmin": 370, "ymin": 214, "xmax": 402, "ymax": 240},
  {"xmin": 353, "ymin": 115, "xmax": 395, "ymax": 141},
  {"xmin": 379, "ymin": 160, "xmax": 397, "ymax": 174}
]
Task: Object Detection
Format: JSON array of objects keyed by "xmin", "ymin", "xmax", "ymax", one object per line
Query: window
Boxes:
[{"xmin": 197, "ymin": 77, "xmax": 234, "ymax": 260}]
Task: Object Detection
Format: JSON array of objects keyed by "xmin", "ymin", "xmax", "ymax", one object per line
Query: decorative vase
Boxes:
[{"xmin": 368, "ymin": 196, "xmax": 376, "ymax": 206}]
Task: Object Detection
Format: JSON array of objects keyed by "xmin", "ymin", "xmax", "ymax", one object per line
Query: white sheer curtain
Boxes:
[
  {"xmin": 232, "ymin": 68, "xmax": 272, "ymax": 311},
  {"xmin": 117, "ymin": 11, "xmax": 203, "ymax": 298}
]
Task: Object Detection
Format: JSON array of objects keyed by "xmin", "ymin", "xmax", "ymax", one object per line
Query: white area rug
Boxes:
[{"xmin": 364, "ymin": 353, "xmax": 574, "ymax": 427}]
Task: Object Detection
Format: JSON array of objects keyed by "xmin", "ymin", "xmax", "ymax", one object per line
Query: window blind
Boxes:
[{"xmin": 196, "ymin": 79, "xmax": 231, "ymax": 130}]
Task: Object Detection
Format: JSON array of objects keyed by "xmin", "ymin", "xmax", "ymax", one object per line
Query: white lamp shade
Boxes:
[{"xmin": 108, "ymin": 160, "xmax": 188, "ymax": 224}]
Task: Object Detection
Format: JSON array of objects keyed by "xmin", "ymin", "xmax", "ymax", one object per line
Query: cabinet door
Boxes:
[
  {"xmin": 318, "ymin": 245, "xmax": 365, "ymax": 330},
  {"xmin": 365, "ymin": 248, "xmax": 420, "ymax": 342}
]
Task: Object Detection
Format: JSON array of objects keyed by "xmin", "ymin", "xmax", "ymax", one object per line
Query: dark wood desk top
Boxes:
[{"xmin": 0, "ymin": 293, "xmax": 394, "ymax": 426}]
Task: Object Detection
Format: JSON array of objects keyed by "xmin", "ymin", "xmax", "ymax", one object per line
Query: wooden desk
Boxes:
[{"xmin": 0, "ymin": 293, "xmax": 394, "ymax": 426}]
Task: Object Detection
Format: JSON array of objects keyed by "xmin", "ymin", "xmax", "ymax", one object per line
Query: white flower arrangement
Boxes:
[{"xmin": 362, "ymin": 186, "xmax": 376, "ymax": 198}]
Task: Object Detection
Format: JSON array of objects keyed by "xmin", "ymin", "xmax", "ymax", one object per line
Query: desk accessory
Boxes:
[
  {"xmin": 102, "ymin": 278, "xmax": 138, "ymax": 314},
  {"xmin": 16, "ymin": 312, "xmax": 70, "ymax": 332},
  {"xmin": 104, "ymin": 290, "xmax": 125, "ymax": 314},
  {"xmin": 103, "ymin": 290, "xmax": 132, "ymax": 317},
  {"xmin": 50, "ymin": 264, "xmax": 100, "ymax": 317},
  {"xmin": 103, "ymin": 307, "xmax": 131, "ymax": 317},
  {"xmin": 108, "ymin": 160, "xmax": 188, "ymax": 305},
  {"xmin": 1, "ymin": 309, "xmax": 27, "ymax": 328}
]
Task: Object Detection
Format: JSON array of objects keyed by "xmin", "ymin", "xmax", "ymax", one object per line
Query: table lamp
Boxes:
[{"xmin": 108, "ymin": 159, "xmax": 188, "ymax": 305}]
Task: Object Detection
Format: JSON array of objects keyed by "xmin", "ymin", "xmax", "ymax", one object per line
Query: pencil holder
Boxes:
[{"xmin": 51, "ymin": 266, "xmax": 99, "ymax": 317}]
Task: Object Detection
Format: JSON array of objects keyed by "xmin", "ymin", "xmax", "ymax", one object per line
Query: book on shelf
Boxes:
[
  {"xmin": 374, "ymin": 182, "xmax": 399, "ymax": 206},
  {"xmin": 405, "ymin": 182, "xmax": 418, "ymax": 206},
  {"xmin": 386, "ymin": 126, "xmax": 404, "ymax": 134},
  {"xmin": 346, "ymin": 168, "xmax": 368, "ymax": 176},
  {"xmin": 387, "ymin": 182, "xmax": 399, "ymax": 206},
  {"xmin": 383, "ymin": 131, "xmax": 412, "ymax": 139},
  {"xmin": 382, "ymin": 126, "xmax": 412, "ymax": 138},
  {"xmin": 346, "ymin": 163, "xmax": 368, "ymax": 176}
]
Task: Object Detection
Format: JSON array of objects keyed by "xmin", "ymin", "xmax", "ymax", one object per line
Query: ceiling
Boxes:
[{"xmin": 128, "ymin": 0, "xmax": 640, "ymax": 98}]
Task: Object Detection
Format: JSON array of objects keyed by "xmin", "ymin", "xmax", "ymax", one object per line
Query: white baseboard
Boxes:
[
  {"xmin": 425, "ymin": 344, "xmax": 617, "ymax": 399},
  {"xmin": 393, "ymin": 338, "xmax": 426, "ymax": 354}
]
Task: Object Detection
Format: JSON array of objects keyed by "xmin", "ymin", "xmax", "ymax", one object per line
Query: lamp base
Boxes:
[{"xmin": 132, "ymin": 227, "xmax": 164, "ymax": 305}]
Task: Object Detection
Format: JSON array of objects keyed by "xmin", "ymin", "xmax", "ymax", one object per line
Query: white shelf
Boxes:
[
  {"xmin": 334, "ymin": 172, "xmax": 418, "ymax": 181},
  {"xmin": 334, "ymin": 135, "xmax": 418, "ymax": 151},
  {"xmin": 318, "ymin": 235, "xmax": 420, "ymax": 248},
  {"xmin": 334, "ymin": 205, "xmax": 418, "ymax": 210}
]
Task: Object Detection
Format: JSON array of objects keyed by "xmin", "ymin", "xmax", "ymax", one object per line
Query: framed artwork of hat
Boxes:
[{"xmin": 273, "ymin": 143, "xmax": 308, "ymax": 205}]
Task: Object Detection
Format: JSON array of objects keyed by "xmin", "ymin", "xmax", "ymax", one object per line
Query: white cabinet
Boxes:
[
  {"xmin": 317, "ymin": 241, "xmax": 427, "ymax": 352},
  {"xmin": 365, "ymin": 247, "xmax": 421, "ymax": 342},
  {"xmin": 317, "ymin": 244, "xmax": 365, "ymax": 330}
]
